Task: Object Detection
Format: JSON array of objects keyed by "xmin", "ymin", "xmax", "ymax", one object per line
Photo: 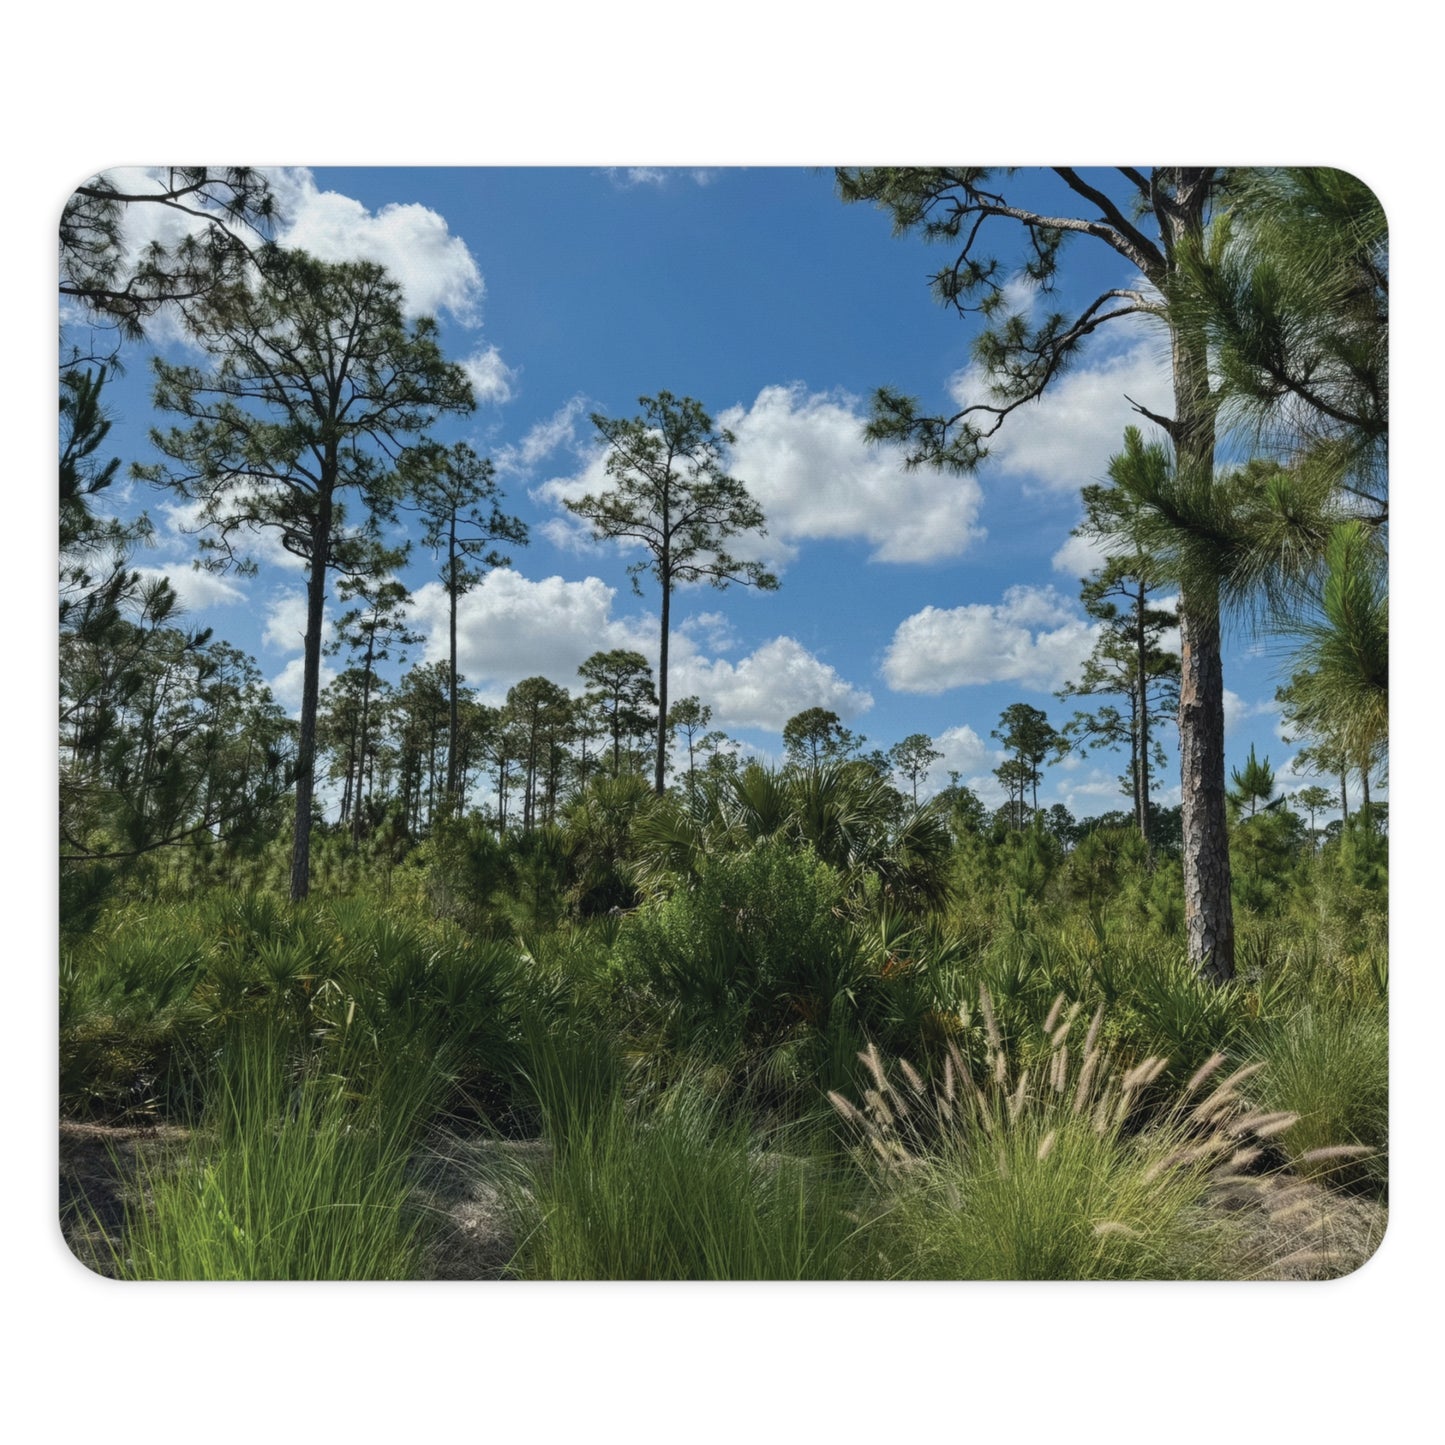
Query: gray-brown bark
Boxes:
[
  {"xmin": 1177, "ymin": 594, "xmax": 1233, "ymax": 981},
  {"xmin": 290, "ymin": 491, "xmax": 333, "ymax": 902},
  {"xmin": 1164, "ymin": 170, "xmax": 1234, "ymax": 979}
]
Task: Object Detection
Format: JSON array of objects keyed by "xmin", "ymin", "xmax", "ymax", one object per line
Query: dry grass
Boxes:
[{"xmin": 827, "ymin": 989, "xmax": 1377, "ymax": 1280}]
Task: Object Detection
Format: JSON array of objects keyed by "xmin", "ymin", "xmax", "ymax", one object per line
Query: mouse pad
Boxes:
[{"xmin": 59, "ymin": 166, "xmax": 1387, "ymax": 1280}]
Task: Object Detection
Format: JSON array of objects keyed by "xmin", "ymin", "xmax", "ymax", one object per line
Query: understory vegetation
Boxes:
[
  {"xmin": 58, "ymin": 165, "xmax": 1388, "ymax": 1282},
  {"xmin": 62, "ymin": 773, "xmax": 1387, "ymax": 1281}
]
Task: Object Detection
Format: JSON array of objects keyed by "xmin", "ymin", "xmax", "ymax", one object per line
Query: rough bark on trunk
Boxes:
[
  {"xmin": 655, "ymin": 540, "xmax": 671, "ymax": 796},
  {"xmin": 1135, "ymin": 584, "xmax": 1152, "ymax": 850},
  {"xmin": 290, "ymin": 491, "xmax": 333, "ymax": 902},
  {"xmin": 446, "ymin": 518, "xmax": 460, "ymax": 800},
  {"xmin": 1178, "ymin": 594, "xmax": 1233, "ymax": 981},
  {"xmin": 1165, "ymin": 170, "xmax": 1234, "ymax": 982}
]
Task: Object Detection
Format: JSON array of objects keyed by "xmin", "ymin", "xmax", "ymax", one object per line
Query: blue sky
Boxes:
[
  {"xmin": 26, "ymin": 0, "xmax": 1429, "ymax": 1412},
  {"xmin": 76, "ymin": 165, "xmax": 1356, "ymax": 820}
]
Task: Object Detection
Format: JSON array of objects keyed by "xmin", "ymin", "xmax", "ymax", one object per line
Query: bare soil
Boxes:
[
  {"xmin": 58, "ymin": 1120, "xmax": 550, "ymax": 1281},
  {"xmin": 59, "ymin": 1120, "xmax": 192, "ymax": 1276}
]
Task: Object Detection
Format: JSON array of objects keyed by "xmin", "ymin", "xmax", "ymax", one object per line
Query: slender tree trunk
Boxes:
[
  {"xmin": 290, "ymin": 488, "xmax": 333, "ymax": 903},
  {"xmin": 426, "ymin": 732, "xmax": 437, "ymax": 829},
  {"xmin": 1134, "ymin": 583, "xmax": 1152, "ymax": 850},
  {"xmin": 353, "ymin": 647, "xmax": 374, "ymax": 848},
  {"xmin": 339, "ymin": 701, "xmax": 358, "ymax": 826},
  {"xmin": 497, "ymin": 751, "xmax": 509, "ymax": 836},
  {"xmin": 446, "ymin": 523, "xmax": 460, "ymax": 799},
  {"xmin": 655, "ymin": 568, "xmax": 671, "ymax": 796}
]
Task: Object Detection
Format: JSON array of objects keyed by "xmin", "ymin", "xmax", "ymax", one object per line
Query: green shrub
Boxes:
[{"xmin": 615, "ymin": 840, "xmax": 868, "ymax": 1090}]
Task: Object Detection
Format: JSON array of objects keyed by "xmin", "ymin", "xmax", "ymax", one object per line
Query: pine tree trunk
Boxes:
[
  {"xmin": 655, "ymin": 571, "xmax": 671, "ymax": 796},
  {"xmin": 1166, "ymin": 173, "xmax": 1234, "ymax": 983},
  {"xmin": 290, "ymin": 491, "xmax": 333, "ymax": 903},
  {"xmin": 446, "ymin": 522, "xmax": 460, "ymax": 800},
  {"xmin": 1178, "ymin": 595, "xmax": 1232, "ymax": 980},
  {"xmin": 352, "ymin": 633, "xmax": 376, "ymax": 847},
  {"xmin": 1134, "ymin": 584, "xmax": 1152, "ymax": 850}
]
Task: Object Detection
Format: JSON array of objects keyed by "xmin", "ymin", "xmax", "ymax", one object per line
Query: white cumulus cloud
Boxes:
[
  {"xmin": 678, "ymin": 611, "xmax": 738, "ymax": 654},
  {"xmin": 77, "ymin": 168, "xmax": 515, "ymax": 403},
  {"xmin": 605, "ymin": 168, "xmax": 718, "ymax": 188},
  {"xmin": 405, "ymin": 567, "xmax": 870, "ymax": 733},
  {"xmin": 718, "ymin": 384, "xmax": 986, "ymax": 565},
  {"xmin": 883, "ymin": 585, "xmax": 1099, "ymax": 694},
  {"xmin": 533, "ymin": 384, "xmax": 987, "ymax": 572},
  {"xmin": 262, "ymin": 591, "xmax": 314, "ymax": 656},
  {"xmin": 269, "ymin": 169, "xmax": 483, "ymax": 323},
  {"xmin": 160, "ymin": 494, "xmax": 304, "ymax": 574},
  {"xmin": 901, "ymin": 724, "xmax": 1001, "ymax": 802},
  {"xmin": 498, "ymin": 396, "xmax": 593, "ymax": 476},
  {"xmin": 1051, "ymin": 529, "xmax": 1110, "ymax": 583},
  {"xmin": 409, "ymin": 571, "xmax": 651, "ymax": 702},
  {"xmin": 1223, "ymin": 689, "xmax": 1277, "ymax": 736},
  {"xmin": 268, "ymin": 654, "xmax": 336, "ymax": 717},
  {"xmin": 461, "ymin": 345, "xmax": 518, "ymax": 405},
  {"xmin": 949, "ymin": 326, "xmax": 1173, "ymax": 494},
  {"xmin": 673, "ymin": 637, "xmax": 874, "ymax": 733}
]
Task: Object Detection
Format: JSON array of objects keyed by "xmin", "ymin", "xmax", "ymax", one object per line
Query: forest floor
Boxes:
[
  {"xmin": 58, "ymin": 1122, "xmax": 1385, "ymax": 1282},
  {"xmin": 57, "ymin": 1120, "xmax": 548, "ymax": 1281}
]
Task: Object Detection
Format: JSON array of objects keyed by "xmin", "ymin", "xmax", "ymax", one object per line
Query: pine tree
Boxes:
[
  {"xmin": 782, "ymin": 708, "xmax": 864, "ymax": 768},
  {"xmin": 565, "ymin": 392, "xmax": 778, "ymax": 794},
  {"xmin": 992, "ymin": 703, "xmax": 1067, "ymax": 823},
  {"xmin": 837, "ymin": 167, "xmax": 1233, "ymax": 979},
  {"xmin": 406, "ymin": 441, "xmax": 527, "ymax": 800},
  {"xmin": 667, "ymin": 696, "xmax": 713, "ymax": 804},
  {"xmin": 1058, "ymin": 482, "xmax": 1180, "ymax": 849},
  {"xmin": 888, "ymin": 733, "xmax": 944, "ymax": 805},
  {"xmin": 1228, "ymin": 744, "xmax": 1277, "ymax": 819},
  {"xmin": 61, "ymin": 167, "xmax": 276, "ymax": 360},
  {"xmin": 326, "ymin": 571, "xmax": 420, "ymax": 844},
  {"xmin": 138, "ymin": 250, "xmax": 474, "ymax": 899},
  {"xmin": 577, "ymin": 650, "xmax": 658, "ymax": 777}
]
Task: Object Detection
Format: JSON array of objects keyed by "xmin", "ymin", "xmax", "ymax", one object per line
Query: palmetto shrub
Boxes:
[
  {"xmin": 60, "ymin": 912, "xmax": 217, "ymax": 1116},
  {"xmin": 614, "ymin": 839, "xmax": 876, "ymax": 1100},
  {"xmin": 61, "ymin": 893, "xmax": 536, "ymax": 1126},
  {"xmin": 631, "ymin": 761, "xmax": 951, "ymax": 912}
]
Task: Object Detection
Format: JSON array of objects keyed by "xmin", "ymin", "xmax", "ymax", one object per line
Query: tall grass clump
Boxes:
[
  {"xmin": 505, "ymin": 1059, "xmax": 870, "ymax": 1280},
  {"xmin": 830, "ymin": 992, "xmax": 1291, "ymax": 1280},
  {"xmin": 104, "ymin": 1019, "xmax": 442, "ymax": 1280},
  {"xmin": 1247, "ymin": 1001, "xmax": 1387, "ymax": 1192}
]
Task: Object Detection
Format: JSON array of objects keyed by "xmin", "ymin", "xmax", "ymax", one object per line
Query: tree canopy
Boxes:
[
  {"xmin": 565, "ymin": 392, "xmax": 778, "ymax": 794},
  {"xmin": 138, "ymin": 249, "xmax": 474, "ymax": 898}
]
